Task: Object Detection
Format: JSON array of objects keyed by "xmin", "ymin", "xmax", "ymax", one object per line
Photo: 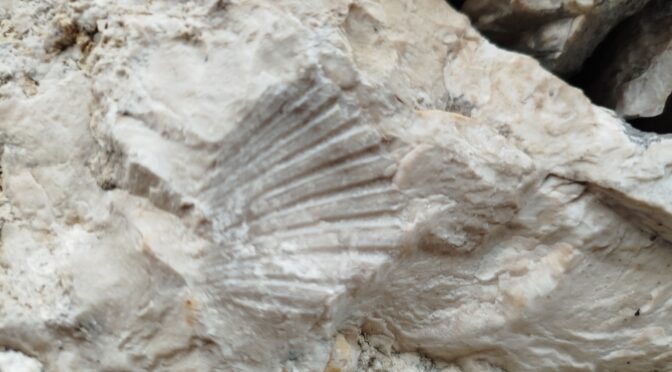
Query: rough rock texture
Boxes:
[
  {"xmin": 3, "ymin": 0, "xmax": 672, "ymax": 371},
  {"xmin": 460, "ymin": 0, "xmax": 651, "ymax": 76},
  {"xmin": 0, "ymin": 350, "xmax": 43, "ymax": 372},
  {"xmin": 588, "ymin": 0, "xmax": 672, "ymax": 119}
]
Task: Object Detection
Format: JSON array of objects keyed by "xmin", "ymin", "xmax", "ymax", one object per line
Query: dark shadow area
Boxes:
[
  {"xmin": 566, "ymin": 33, "xmax": 613, "ymax": 102},
  {"xmin": 446, "ymin": 0, "xmax": 465, "ymax": 10},
  {"xmin": 568, "ymin": 6, "xmax": 672, "ymax": 135},
  {"xmin": 450, "ymin": 0, "xmax": 672, "ymax": 135},
  {"xmin": 627, "ymin": 94, "xmax": 672, "ymax": 135},
  {"xmin": 566, "ymin": 3, "xmax": 638, "ymax": 108}
]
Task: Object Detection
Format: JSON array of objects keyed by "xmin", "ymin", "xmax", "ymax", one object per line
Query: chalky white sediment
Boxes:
[{"xmin": 2, "ymin": 0, "xmax": 672, "ymax": 371}]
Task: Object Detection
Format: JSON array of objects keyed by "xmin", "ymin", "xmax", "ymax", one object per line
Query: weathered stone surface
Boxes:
[
  {"xmin": 588, "ymin": 0, "xmax": 672, "ymax": 119},
  {"xmin": 2, "ymin": 0, "xmax": 672, "ymax": 371},
  {"xmin": 461, "ymin": 0, "xmax": 650, "ymax": 76},
  {"xmin": 0, "ymin": 350, "xmax": 42, "ymax": 372}
]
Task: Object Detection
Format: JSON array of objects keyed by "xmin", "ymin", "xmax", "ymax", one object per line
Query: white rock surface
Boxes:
[
  {"xmin": 0, "ymin": 350, "xmax": 42, "ymax": 372},
  {"xmin": 2, "ymin": 0, "xmax": 672, "ymax": 371}
]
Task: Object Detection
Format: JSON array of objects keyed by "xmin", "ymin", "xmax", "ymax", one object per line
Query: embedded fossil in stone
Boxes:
[{"xmin": 3, "ymin": 0, "xmax": 672, "ymax": 371}]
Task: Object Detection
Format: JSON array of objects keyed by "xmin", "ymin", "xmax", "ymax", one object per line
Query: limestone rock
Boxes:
[
  {"xmin": 461, "ymin": 0, "xmax": 651, "ymax": 75},
  {"xmin": 588, "ymin": 0, "xmax": 672, "ymax": 119},
  {"xmin": 2, "ymin": 0, "xmax": 672, "ymax": 371},
  {"xmin": 0, "ymin": 350, "xmax": 42, "ymax": 372}
]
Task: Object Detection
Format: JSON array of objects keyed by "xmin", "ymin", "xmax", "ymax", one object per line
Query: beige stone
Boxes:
[{"xmin": 2, "ymin": 0, "xmax": 672, "ymax": 371}]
